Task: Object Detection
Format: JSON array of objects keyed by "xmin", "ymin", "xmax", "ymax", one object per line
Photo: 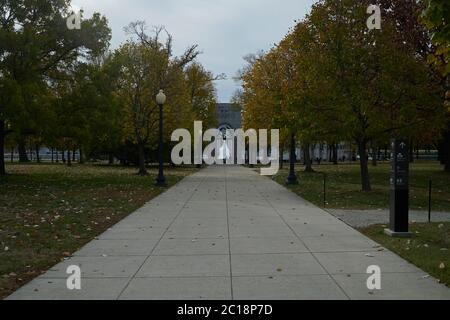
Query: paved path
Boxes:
[
  {"xmin": 7, "ymin": 166, "xmax": 450, "ymax": 300},
  {"xmin": 328, "ymin": 209, "xmax": 450, "ymax": 228}
]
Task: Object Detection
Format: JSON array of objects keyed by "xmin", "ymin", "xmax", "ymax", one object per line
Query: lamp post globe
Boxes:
[
  {"xmin": 156, "ymin": 90, "xmax": 167, "ymax": 187},
  {"xmin": 156, "ymin": 89, "xmax": 167, "ymax": 106}
]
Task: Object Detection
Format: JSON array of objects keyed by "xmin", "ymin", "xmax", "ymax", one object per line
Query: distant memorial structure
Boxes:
[
  {"xmin": 216, "ymin": 103, "xmax": 242, "ymax": 132},
  {"xmin": 216, "ymin": 103, "xmax": 242, "ymax": 162}
]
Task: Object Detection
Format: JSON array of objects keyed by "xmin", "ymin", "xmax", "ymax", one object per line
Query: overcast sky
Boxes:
[{"xmin": 73, "ymin": 0, "xmax": 316, "ymax": 102}]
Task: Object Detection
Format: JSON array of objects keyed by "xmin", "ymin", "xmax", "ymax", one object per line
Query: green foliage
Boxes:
[
  {"xmin": 0, "ymin": 7, "xmax": 218, "ymax": 174},
  {"xmin": 107, "ymin": 23, "xmax": 218, "ymax": 173},
  {"xmin": 422, "ymin": 0, "xmax": 450, "ymax": 45},
  {"xmin": 185, "ymin": 62, "xmax": 219, "ymax": 129},
  {"xmin": 0, "ymin": 0, "xmax": 111, "ymax": 172},
  {"xmin": 422, "ymin": 0, "xmax": 450, "ymax": 76},
  {"xmin": 240, "ymin": 0, "xmax": 446, "ymax": 190}
]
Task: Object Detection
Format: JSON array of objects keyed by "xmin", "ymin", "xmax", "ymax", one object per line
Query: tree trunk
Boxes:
[
  {"xmin": 358, "ymin": 140, "xmax": 372, "ymax": 192},
  {"xmin": 11, "ymin": 147, "xmax": 14, "ymax": 163},
  {"xmin": 304, "ymin": 143, "xmax": 314, "ymax": 172},
  {"xmin": 443, "ymin": 76, "xmax": 450, "ymax": 170},
  {"xmin": 328, "ymin": 146, "xmax": 332, "ymax": 162},
  {"xmin": 286, "ymin": 134, "xmax": 298, "ymax": 184},
  {"xmin": 18, "ymin": 138, "xmax": 29, "ymax": 162},
  {"xmin": 0, "ymin": 120, "xmax": 6, "ymax": 176},
  {"xmin": 333, "ymin": 144, "xmax": 338, "ymax": 164},
  {"xmin": 108, "ymin": 153, "xmax": 114, "ymax": 165},
  {"xmin": 51, "ymin": 148, "xmax": 54, "ymax": 163},
  {"xmin": 409, "ymin": 139, "xmax": 414, "ymax": 163},
  {"xmin": 137, "ymin": 143, "xmax": 147, "ymax": 176},
  {"xmin": 35, "ymin": 145, "xmax": 40, "ymax": 163},
  {"xmin": 438, "ymin": 141, "xmax": 444, "ymax": 163},
  {"xmin": 67, "ymin": 150, "xmax": 72, "ymax": 167},
  {"xmin": 279, "ymin": 148, "xmax": 284, "ymax": 170},
  {"xmin": 62, "ymin": 150, "xmax": 66, "ymax": 163},
  {"xmin": 442, "ymin": 126, "xmax": 450, "ymax": 172},
  {"xmin": 79, "ymin": 148, "xmax": 85, "ymax": 164},
  {"xmin": 371, "ymin": 143, "xmax": 378, "ymax": 167},
  {"xmin": 72, "ymin": 148, "xmax": 76, "ymax": 162}
]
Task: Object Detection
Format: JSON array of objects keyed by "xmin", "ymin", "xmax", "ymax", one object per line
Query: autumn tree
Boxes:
[
  {"xmin": 302, "ymin": 0, "xmax": 444, "ymax": 191},
  {"xmin": 239, "ymin": 24, "xmax": 342, "ymax": 176},
  {"xmin": 113, "ymin": 23, "xmax": 199, "ymax": 175},
  {"xmin": 422, "ymin": 0, "xmax": 450, "ymax": 77},
  {"xmin": 185, "ymin": 62, "xmax": 221, "ymax": 129},
  {"xmin": 239, "ymin": 0, "xmax": 445, "ymax": 191},
  {"xmin": 84, "ymin": 55, "xmax": 124, "ymax": 164},
  {"xmin": 52, "ymin": 59, "xmax": 119, "ymax": 166},
  {"xmin": 0, "ymin": 0, "xmax": 111, "ymax": 175},
  {"xmin": 239, "ymin": 49, "xmax": 301, "ymax": 177},
  {"xmin": 422, "ymin": 0, "xmax": 450, "ymax": 171}
]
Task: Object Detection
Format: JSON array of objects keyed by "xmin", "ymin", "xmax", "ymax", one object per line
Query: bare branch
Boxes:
[{"xmin": 173, "ymin": 45, "xmax": 201, "ymax": 69}]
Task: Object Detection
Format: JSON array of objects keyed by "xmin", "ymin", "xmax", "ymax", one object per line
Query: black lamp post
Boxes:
[
  {"xmin": 286, "ymin": 133, "xmax": 298, "ymax": 185},
  {"xmin": 155, "ymin": 90, "xmax": 167, "ymax": 187}
]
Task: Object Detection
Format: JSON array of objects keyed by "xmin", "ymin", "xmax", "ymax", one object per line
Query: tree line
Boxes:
[
  {"xmin": 0, "ymin": 0, "xmax": 219, "ymax": 176},
  {"xmin": 237, "ymin": 0, "xmax": 449, "ymax": 191}
]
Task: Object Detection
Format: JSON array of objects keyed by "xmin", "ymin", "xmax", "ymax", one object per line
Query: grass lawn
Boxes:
[
  {"xmin": 273, "ymin": 162, "xmax": 450, "ymax": 211},
  {"xmin": 0, "ymin": 163, "xmax": 196, "ymax": 299},
  {"xmin": 361, "ymin": 223, "xmax": 450, "ymax": 287}
]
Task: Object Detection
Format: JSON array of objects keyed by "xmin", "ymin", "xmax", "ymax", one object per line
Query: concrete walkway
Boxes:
[
  {"xmin": 7, "ymin": 166, "xmax": 450, "ymax": 300},
  {"xmin": 328, "ymin": 209, "xmax": 450, "ymax": 228}
]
